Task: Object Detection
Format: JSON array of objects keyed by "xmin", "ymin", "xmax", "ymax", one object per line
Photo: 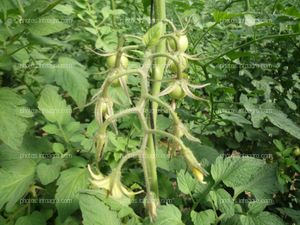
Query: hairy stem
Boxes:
[
  {"xmin": 110, "ymin": 0, "xmax": 117, "ymax": 28},
  {"xmin": 144, "ymin": 0, "xmax": 167, "ymax": 219}
]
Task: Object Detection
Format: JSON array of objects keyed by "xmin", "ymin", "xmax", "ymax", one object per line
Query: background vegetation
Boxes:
[{"xmin": 0, "ymin": 0, "xmax": 299, "ymax": 224}]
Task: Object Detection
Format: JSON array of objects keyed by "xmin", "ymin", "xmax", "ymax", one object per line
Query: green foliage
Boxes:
[
  {"xmin": 0, "ymin": 0, "xmax": 299, "ymax": 224},
  {"xmin": 0, "ymin": 88, "xmax": 32, "ymax": 149},
  {"xmin": 40, "ymin": 57, "xmax": 89, "ymax": 107},
  {"xmin": 191, "ymin": 209, "xmax": 215, "ymax": 225},
  {"xmin": 55, "ymin": 168, "xmax": 89, "ymax": 222},
  {"xmin": 154, "ymin": 205, "xmax": 184, "ymax": 225},
  {"xmin": 0, "ymin": 158, "xmax": 35, "ymax": 211},
  {"xmin": 15, "ymin": 211, "xmax": 47, "ymax": 225},
  {"xmin": 211, "ymin": 156, "xmax": 278, "ymax": 199},
  {"xmin": 38, "ymin": 85, "xmax": 72, "ymax": 125},
  {"xmin": 28, "ymin": 16, "xmax": 70, "ymax": 36},
  {"xmin": 79, "ymin": 194, "xmax": 122, "ymax": 225},
  {"xmin": 177, "ymin": 170, "xmax": 197, "ymax": 195},
  {"xmin": 143, "ymin": 21, "xmax": 164, "ymax": 48}
]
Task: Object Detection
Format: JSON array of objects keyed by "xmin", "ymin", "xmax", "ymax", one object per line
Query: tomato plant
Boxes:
[{"xmin": 0, "ymin": 0, "xmax": 300, "ymax": 225}]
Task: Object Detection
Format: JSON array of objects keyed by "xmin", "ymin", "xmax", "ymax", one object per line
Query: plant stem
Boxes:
[
  {"xmin": 151, "ymin": 0, "xmax": 167, "ymax": 122},
  {"xmin": 110, "ymin": 0, "xmax": 117, "ymax": 28},
  {"xmin": 245, "ymin": 0, "xmax": 250, "ymax": 11},
  {"xmin": 144, "ymin": 0, "xmax": 166, "ymax": 217}
]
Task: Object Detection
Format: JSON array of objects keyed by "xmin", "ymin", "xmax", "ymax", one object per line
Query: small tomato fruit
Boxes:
[
  {"xmin": 294, "ymin": 147, "xmax": 300, "ymax": 157},
  {"xmin": 169, "ymin": 83, "xmax": 186, "ymax": 99},
  {"xmin": 106, "ymin": 54, "xmax": 128, "ymax": 69},
  {"xmin": 168, "ymin": 35, "xmax": 189, "ymax": 52},
  {"xmin": 169, "ymin": 55, "xmax": 188, "ymax": 73},
  {"xmin": 111, "ymin": 76, "xmax": 128, "ymax": 87}
]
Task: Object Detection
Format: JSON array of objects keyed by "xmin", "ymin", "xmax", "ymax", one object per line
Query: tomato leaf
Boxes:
[
  {"xmin": 55, "ymin": 168, "xmax": 89, "ymax": 222},
  {"xmin": 143, "ymin": 21, "xmax": 163, "ymax": 48}
]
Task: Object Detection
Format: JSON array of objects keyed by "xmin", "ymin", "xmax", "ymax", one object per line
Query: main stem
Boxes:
[{"xmin": 145, "ymin": 0, "xmax": 166, "ymax": 212}]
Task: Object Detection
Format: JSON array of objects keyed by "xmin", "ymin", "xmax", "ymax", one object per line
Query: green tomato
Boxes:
[
  {"xmin": 169, "ymin": 55, "xmax": 188, "ymax": 73},
  {"xmin": 111, "ymin": 75, "xmax": 128, "ymax": 87},
  {"xmin": 169, "ymin": 83, "xmax": 186, "ymax": 100},
  {"xmin": 106, "ymin": 54, "xmax": 128, "ymax": 69},
  {"xmin": 294, "ymin": 147, "xmax": 300, "ymax": 156},
  {"xmin": 168, "ymin": 35, "xmax": 189, "ymax": 52}
]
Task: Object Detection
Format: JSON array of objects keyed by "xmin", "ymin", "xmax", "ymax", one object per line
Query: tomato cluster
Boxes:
[{"xmin": 167, "ymin": 33, "xmax": 190, "ymax": 99}]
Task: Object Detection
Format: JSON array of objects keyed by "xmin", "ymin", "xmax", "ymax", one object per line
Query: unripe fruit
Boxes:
[
  {"xmin": 168, "ymin": 35, "xmax": 189, "ymax": 52},
  {"xmin": 169, "ymin": 83, "xmax": 186, "ymax": 99},
  {"xmin": 111, "ymin": 76, "xmax": 128, "ymax": 87},
  {"xmin": 294, "ymin": 147, "xmax": 300, "ymax": 157},
  {"xmin": 106, "ymin": 54, "xmax": 128, "ymax": 69},
  {"xmin": 169, "ymin": 55, "xmax": 188, "ymax": 73}
]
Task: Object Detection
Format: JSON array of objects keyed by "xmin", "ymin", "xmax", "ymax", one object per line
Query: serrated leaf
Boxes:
[
  {"xmin": 154, "ymin": 205, "xmax": 184, "ymax": 225},
  {"xmin": 42, "ymin": 124, "xmax": 60, "ymax": 135},
  {"xmin": 209, "ymin": 189, "xmax": 234, "ymax": 219},
  {"xmin": 191, "ymin": 209, "xmax": 215, "ymax": 225},
  {"xmin": 239, "ymin": 212, "xmax": 285, "ymax": 225},
  {"xmin": 263, "ymin": 104, "xmax": 300, "ymax": 140},
  {"xmin": 143, "ymin": 22, "xmax": 163, "ymax": 48},
  {"xmin": 177, "ymin": 170, "xmax": 196, "ymax": 195},
  {"xmin": 55, "ymin": 168, "xmax": 89, "ymax": 222},
  {"xmin": 254, "ymin": 212, "xmax": 285, "ymax": 225},
  {"xmin": 233, "ymin": 164, "xmax": 278, "ymax": 200},
  {"xmin": 211, "ymin": 156, "xmax": 278, "ymax": 199},
  {"xmin": 220, "ymin": 112, "xmax": 251, "ymax": 127},
  {"xmin": 79, "ymin": 192, "xmax": 122, "ymax": 225},
  {"xmin": 37, "ymin": 163, "xmax": 61, "ymax": 185},
  {"xmin": 38, "ymin": 85, "xmax": 72, "ymax": 125},
  {"xmin": 0, "ymin": 88, "xmax": 31, "ymax": 149},
  {"xmin": 54, "ymin": 4, "xmax": 74, "ymax": 15},
  {"xmin": 211, "ymin": 156, "xmax": 264, "ymax": 185},
  {"xmin": 28, "ymin": 16, "xmax": 70, "ymax": 36},
  {"xmin": 15, "ymin": 211, "xmax": 46, "ymax": 225},
  {"xmin": 0, "ymin": 153, "xmax": 35, "ymax": 211},
  {"xmin": 40, "ymin": 57, "xmax": 89, "ymax": 107},
  {"xmin": 80, "ymin": 189, "xmax": 138, "ymax": 219},
  {"xmin": 248, "ymin": 201, "xmax": 269, "ymax": 215}
]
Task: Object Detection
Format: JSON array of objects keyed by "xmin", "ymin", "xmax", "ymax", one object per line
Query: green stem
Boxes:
[
  {"xmin": 146, "ymin": 94, "xmax": 180, "ymax": 124},
  {"xmin": 110, "ymin": 0, "xmax": 117, "ymax": 28},
  {"xmin": 151, "ymin": 0, "xmax": 167, "ymax": 122},
  {"xmin": 245, "ymin": 0, "xmax": 250, "ymax": 11},
  {"xmin": 145, "ymin": 0, "xmax": 167, "ymax": 212}
]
